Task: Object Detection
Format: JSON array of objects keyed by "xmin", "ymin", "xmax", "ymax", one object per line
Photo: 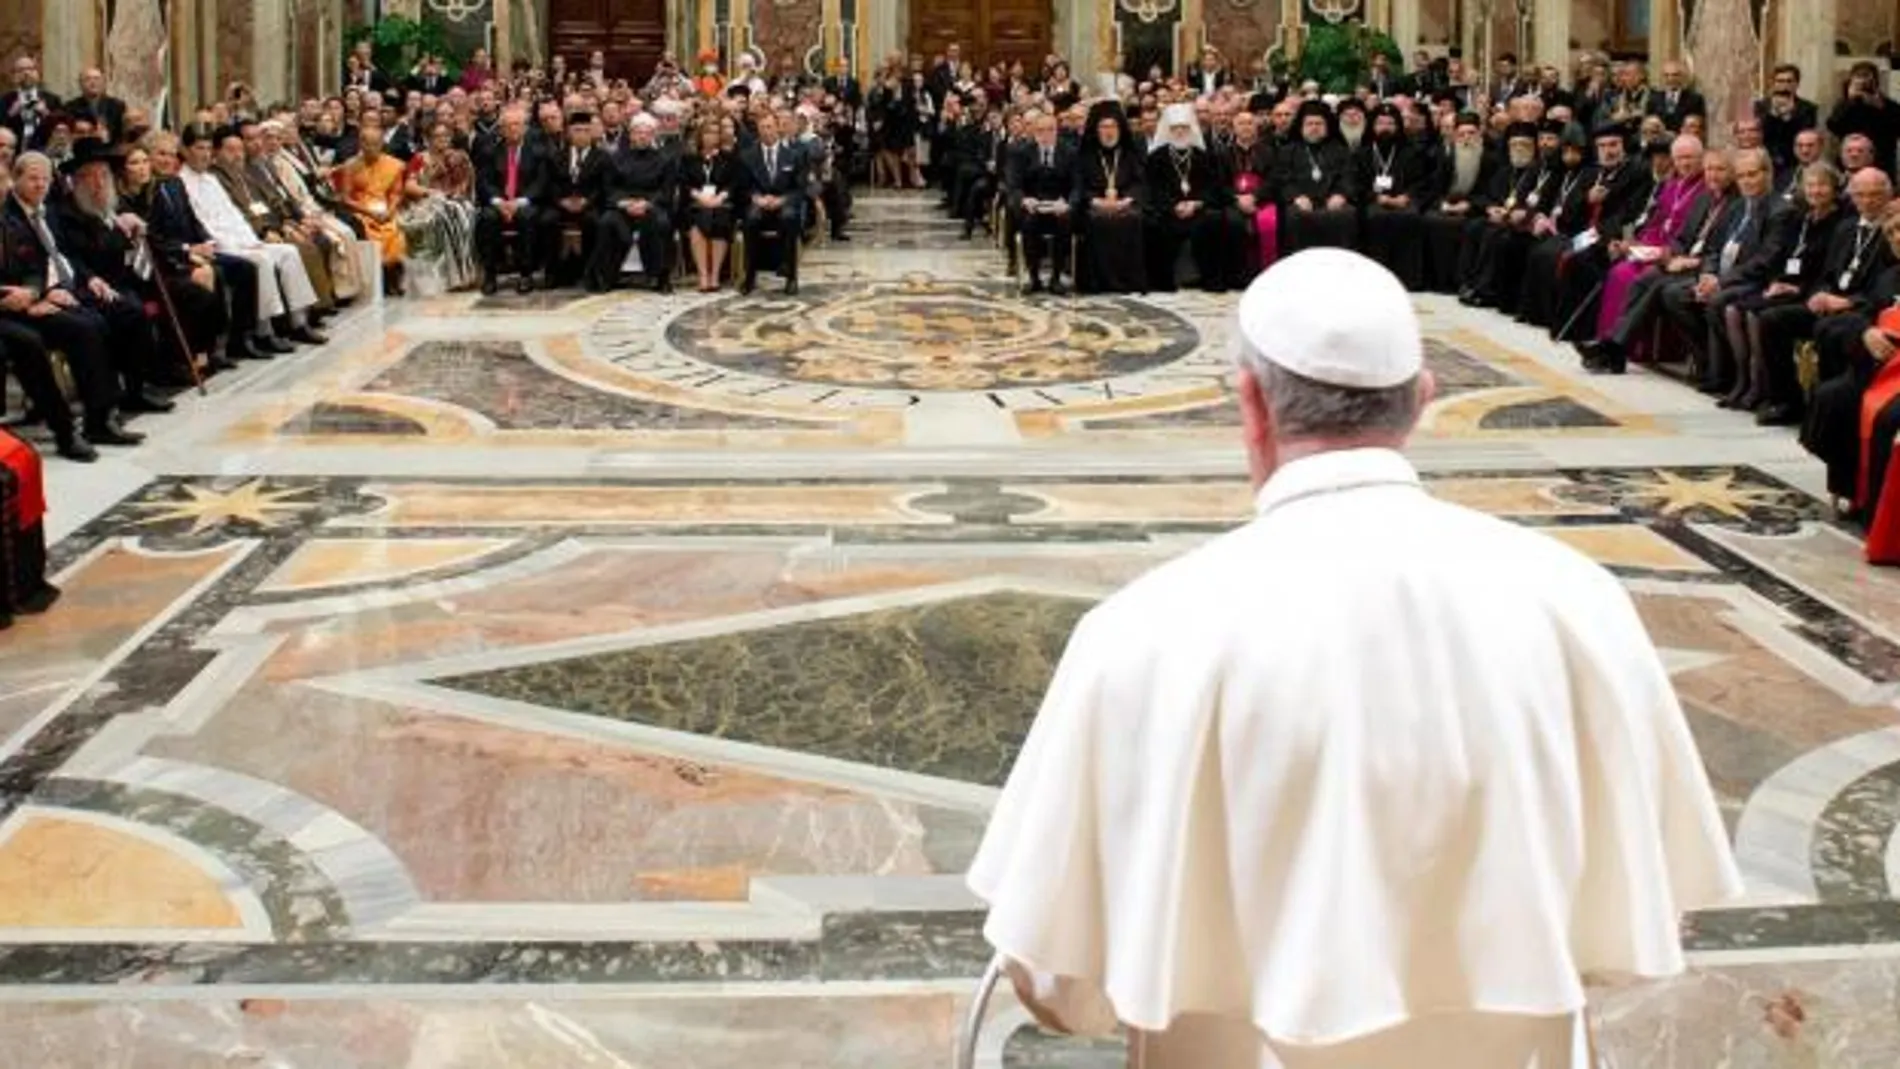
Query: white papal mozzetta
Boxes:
[{"xmin": 968, "ymin": 249, "xmax": 1742, "ymax": 1068}]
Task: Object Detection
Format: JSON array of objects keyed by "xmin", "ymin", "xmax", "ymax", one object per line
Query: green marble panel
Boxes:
[{"xmin": 438, "ymin": 592, "xmax": 1092, "ymax": 786}]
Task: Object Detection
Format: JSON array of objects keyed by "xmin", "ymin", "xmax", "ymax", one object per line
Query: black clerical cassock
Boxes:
[
  {"xmin": 1422, "ymin": 116, "xmax": 1503, "ymax": 294},
  {"xmin": 1355, "ymin": 104, "xmax": 1430, "ymax": 290},
  {"xmin": 1518, "ymin": 132, "xmax": 1621, "ymax": 331},
  {"xmin": 589, "ymin": 127, "xmax": 679, "ymax": 293},
  {"xmin": 1468, "ymin": 130, "xmax": 1569, "ymax": 311},
  {"xmin": 1073, "ymin": 103, "xmax": 1147, "ymax": 294},
  {"xmin": 1275, "ymin": 101, "xmax": 1357, "ymax": 255},
  {"xmin": 1143, "ymin": 117, "xmax": 1227, "ymax": 292},
  {"xmin": 1546, "ymin": 129, "xmax": 1653, "ymax": 341},
  {"xmin": 1803, "ymin": 265, "xmax": 1900, "ymax": 517},
  {"xmin": 1220, "ymin": 136, "xmax": 1276, "ymax": 289}
]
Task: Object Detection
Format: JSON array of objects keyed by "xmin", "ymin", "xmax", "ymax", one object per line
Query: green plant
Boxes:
[
  {"xmin": 1293, "ymin": 22, "xmax": 1403, "ymax": 95},
  {"xmin": 343, "ymin": 15, "xmax": 466, "ymax": 80}
]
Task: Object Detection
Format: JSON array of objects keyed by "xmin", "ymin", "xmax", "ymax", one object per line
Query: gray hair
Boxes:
[
  {"xmin": 1238, "ymin": 341, "xmax": 1421, "ymax": 439},
  {"xmin": 11, "ymin": 151, "xmax": 50, "ymax": 179},
  {"xmin": 1800, "ymin": 160, "xmax": 1841, "ymax": 188}
]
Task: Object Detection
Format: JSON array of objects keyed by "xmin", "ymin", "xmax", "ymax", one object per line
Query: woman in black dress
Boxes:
[
  {"xmin": 679, "ymin": 122, "xmax": 743, "ymax": 292},
  {"xmin": 1073, "ymin": 101, "xmax": 1147, "ymax": 293}
]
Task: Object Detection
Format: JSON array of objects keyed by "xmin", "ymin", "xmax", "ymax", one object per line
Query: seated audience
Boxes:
[
  {"xmin": 398, "ymin": 120, "xmax": 480, "ymax": 293},
  {"xmin": 337, "ymin": 121, "xmax": 411, "ymax": 295},
  {"xmin": 679, "ymin": 119, "xmax": 741, "ymax": 292}
]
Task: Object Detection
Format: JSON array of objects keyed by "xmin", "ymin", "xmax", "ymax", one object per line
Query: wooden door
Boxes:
[
  {"xmin": 907, "ymin": 0, "xmax": 1050, "ymax": 70},
  {"xmin": 547, "ymin": 0, "xmax": 667, "ymax": 82}
]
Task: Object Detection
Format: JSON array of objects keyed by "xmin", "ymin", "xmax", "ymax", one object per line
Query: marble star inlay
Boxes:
[
  {"xmin": 127, "ymin": 481, "xmax": 319, "ymax": 534},
  {"xmin": 1614, "ymin": 470, "xmax": 1792, "ymax": 519}
]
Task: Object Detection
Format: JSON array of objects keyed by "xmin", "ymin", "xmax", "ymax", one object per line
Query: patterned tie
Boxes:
[{"xmin": 28, "ymin": 207, "xmax": 72, "ymax": 287}]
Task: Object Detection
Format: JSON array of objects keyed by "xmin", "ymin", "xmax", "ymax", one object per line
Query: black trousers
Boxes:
[
  {"xmin": 1145, "ymin": 209, "xmax": 1225, "ymax": 292},
  {"xmin": 86, "ymin": 291, "xmax": 161, "ymax": 395},
  {"xmin": 213, "ymin": 253, "xmax": 260, "ymax": 340},
  {"xmin": 2, "ymin": 306, "xmax": 120, "ymax": 426},
  {"xmin": 538, "ymin": 205, "xmax": 600, "ymax": 284},
  {"xmin": 590, "ymin": 205, "xmax": 673, "ymax": 290},
  {"xmin": 475, "ymin": 204, "xmax": 539, "ymax": 278},
  {"xmin": 0, "ymin": 318, "xmax": 75, "ymax": 436},
  {"xmin": 743, "ymin": 203, "xmax": 801, "ymax": 287},
  {"xmin": 1014, "ymin": 209, "xmax": 1072, "ymax": 282}
]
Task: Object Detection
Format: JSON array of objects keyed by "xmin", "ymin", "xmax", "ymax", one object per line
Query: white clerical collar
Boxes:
[{"xmin": 1253, "ymin": 447, "xmax": 1421, "ymax": 517}]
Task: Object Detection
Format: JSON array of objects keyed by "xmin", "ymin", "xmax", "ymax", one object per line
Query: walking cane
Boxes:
[
  {"xmin": 957, "ymin": 953, "xmax": 1006, "ymax": 1069},
  {"xmin": 1554, "ymin": 277, "xmax": 1607, "ymax": 347},
  {"xmin": 140, "ymin": 233, "xmax": 206, "ymax": 397}
]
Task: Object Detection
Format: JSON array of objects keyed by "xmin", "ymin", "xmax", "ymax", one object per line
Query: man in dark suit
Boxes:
[
  {"xmin": 822, "ymin": 57, "xmax": 863, "ymax": 109},
  {"xmin": 71, "ymin": 68, "xmax": 125, "ymax": 144},
  {"xmin": 0, "ymin": 56, "xmax": 61, "ymax": 151},
  {"xmin": 407, "ymin": 55, "xmax": 454, "ymax": 98},
  {"xmin": 1005, "ymin": 112, "xmax": 1074, "ymax": 294},
  {"xmin": 475, "ymin": 106, "xmax": 550, "ymax": 294},
  {"xmin": 538, "ymin": 112, "xmax": 612, "ymax": 288},
  {"xmin": 740, "ymin": 111, "xmax": 805, "ymax": 295},
  {"xmin": 1648, "ymin": 61, "xmax": 1707, "ymax": 131},
  {"xmin": 1190, "ymin": 51, "xmax": 1229, "ymax": 97},
  {"xmin": 1366, "ymin": 52, "xmax": 1411, "ymax": 100},
  {"xmin": 1756, "ymin": 64, "xmax": 1821, "ymax": 176},
  {"xmin": 0, "ymin": 151, "xmax": 142, "ymax": 447},
  {"xmin": 343, "ymin": 41, "xmax": 392, "ymax": 99}
]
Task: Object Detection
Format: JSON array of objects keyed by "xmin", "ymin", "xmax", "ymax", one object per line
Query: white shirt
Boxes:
[
  {"xmin": 178, "ymin": 165, "xmax": 264, "ymax": 250},
  {"xmin": 969, "ymin": 448, "xmax": 1740, "ymax": 1067}
]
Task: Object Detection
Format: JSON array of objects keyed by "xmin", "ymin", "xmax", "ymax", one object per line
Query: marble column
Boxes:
[
  {"xmin": 1650, "ymin": 0, "xmax": 1681, "ymax": 63},
  {"xmin": 1182, "ymin": 0, "xmax": 1204, "ymax": 63},
  {"xmin": 493, "ymin": 0, "xmax": 512, "ymax": 69},
  {"xmin": 254, "ymin": 0, "xmax": 289, "ymax": 106},
  {"xmin": 1777, "ymin": 0, "xmax": 1839, "ymax": 108},
  {"xmin": 1068, "ymin": 0, "xmax": 1100, "ymax": 81},
  {"xmin": 41, "ymin": 0, "xmax": 98, "ymax": 91},
  {"xmin": 1532, "ymin": 0, "xmax": 1568, "ymax": 68},
  {"xmin": 866, "ymin": 0, "xmax": 898, "ymax": 67},
  {"xmin": 1392, "ymin": 0, "xmax": 1422, "ymax": 55}
]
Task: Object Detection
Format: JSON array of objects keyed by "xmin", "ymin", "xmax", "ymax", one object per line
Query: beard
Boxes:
[
  {"xmin": 1451, "ymin": 142, "xmax": 1484, "ymax": 195},
  {"xmin": 75, "ymin": 184, "xmax": 117, "ymax": 219},
  {"xmin": 1340, "ymin": 121, "xmax": 1365, "ymax": 148},
  {"xmin": 1508, "ymin": 145, "xmax": 1535, "ymax": 168}
]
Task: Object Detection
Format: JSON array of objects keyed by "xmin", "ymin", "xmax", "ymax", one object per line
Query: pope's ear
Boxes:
[{"xmin": 1413, "ymin": 367, "xmax": 1437, "ymax": 414}]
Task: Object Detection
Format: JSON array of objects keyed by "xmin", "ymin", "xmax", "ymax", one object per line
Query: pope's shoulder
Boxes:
[{"xmin": 1076, "ymin": 482, "xmax": 1634, "ymax": 650}]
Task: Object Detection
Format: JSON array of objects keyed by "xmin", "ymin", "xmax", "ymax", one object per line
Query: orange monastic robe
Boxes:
[{"xmin": 339, "ymin": 153, "xmax": 410, "ymax": 265}]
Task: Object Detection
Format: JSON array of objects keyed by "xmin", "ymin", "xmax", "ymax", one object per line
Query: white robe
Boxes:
[
  {"xmin": 968, "ymin": 447, "xmax": 1742, "ymax": 1068},
  {"xmin": 178, "ymin": 166, "xmax": 318, "ymax": 319}
]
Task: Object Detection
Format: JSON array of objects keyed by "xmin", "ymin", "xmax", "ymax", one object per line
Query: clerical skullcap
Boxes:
[{"xmin": 1238, "ymin": 248, "xmax": 1422, "ymax": 390}]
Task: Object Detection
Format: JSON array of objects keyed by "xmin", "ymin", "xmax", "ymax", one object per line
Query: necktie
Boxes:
[
  {"xmin": 571, "ymin": 149, "xmax": 580, "ymax": 181},
  {"xmin": 505, "ymin": 147, "xmax": 519, "ymax": 201},
  {"xmin": 767, "ymin": 146, "xmax": 777, "ymax": 176},
  {"xmin": 29, "ymin": 207, "xmax": 72, "ymax": 287},
  {"xmin": 1042, "ymin": 148, "xmax": 1052, "ymax": 169}
]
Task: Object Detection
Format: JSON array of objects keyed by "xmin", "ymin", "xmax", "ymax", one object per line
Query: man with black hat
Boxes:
[
  {"xmin": 538, "ymin": 110, "xmax": 610, "ymax": 289},
  {"xmin": 1519, "ymin": 123, "xmax": 1639, "ymax": 332},
  {"xmin": 1275, "ymin": 100, "xmax": 1357, "ymax": 256},
  {"xmin": 1356, "ymin": 102, "xmax": 1431, "ymax": 289},
  {"xmin": 56, "ymin": 138, "xmax": 178, "ymax": 408},
  {"xmin": 0, "ymin": 151, "xmax": 145, "ymax": 449},
  {"xmin": 1547, "ymin": 124, "xmax": 1654, "ymax": 341},
  {"xmin": 1421, "ymin": 113, "xmax": 1500, "ymax": 293}
]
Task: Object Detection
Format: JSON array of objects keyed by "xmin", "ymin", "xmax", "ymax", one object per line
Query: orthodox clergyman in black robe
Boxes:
[
  {"xmin": 1275, "ymin": 99, "xmax": 1357, "ymax": 255},
  {"xmin": 1073, "ymin": 101, "xmax": 1147, "ymax": 293},
  {"xmin": 1545, "ymin": 125, "xmax": 1653, "ymax": 341},
  {"xmin": 1143, "ymin": 102, "xmax": 1228, "ymax": 292},
  {"xmin": 1422, "ymin": 113, "xmax": 1500, "ymax": 293},
  {"xmin": 1354, "ymin": 102, "xmax": 1431, "ymax": 289}
]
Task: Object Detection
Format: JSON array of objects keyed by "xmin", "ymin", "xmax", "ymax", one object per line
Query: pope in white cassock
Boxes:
[{"xmin": 966, "ymin": 248, "xmax": 1743, "ymax": 1068}]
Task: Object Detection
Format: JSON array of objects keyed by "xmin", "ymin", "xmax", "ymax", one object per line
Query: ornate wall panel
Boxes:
[
  {"xmin": 1837, "ymin": 0, "xmax": 1895, "ymax": 54},
  {"xmin": 1202, "ymin": 0, "xmax": 1280, "ymax": 68},
  {"xmin": 1418, "ymin": 0, "xmax": 1452, "ymax": 46},
  {"xmin": 0, "ymin": 0, "xmax": 45, "ymax": 70},
  {"xmin": 1573, "ymin": 0, "xmax": 1613, "ymax": 52},
  {"xmin": 751, "ymin": 0, "xmax": 824, "ymax": 70}
]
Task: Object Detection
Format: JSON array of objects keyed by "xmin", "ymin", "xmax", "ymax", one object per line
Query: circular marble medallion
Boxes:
[{"xmin": 663, "ymin": 277, "xmax": 1202, "ymax": 391}]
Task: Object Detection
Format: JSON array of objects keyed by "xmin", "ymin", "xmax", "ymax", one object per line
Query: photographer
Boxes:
[
  {"xmin": 1827, "ymin": 61, "xmax": 1898, "ymax": 179},
  {"xmin": 1756, "ymin": 64, "xmax": 1819, "ymax": 176},
  {"xmin": 0, "ymin": 57, "xmax": 61, "ymax": 151}
]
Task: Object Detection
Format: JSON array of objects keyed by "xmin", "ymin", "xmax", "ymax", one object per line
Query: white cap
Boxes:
[{"xmin": 1237, "ymin": 249, "xmax": 1422, "ymax": 390}]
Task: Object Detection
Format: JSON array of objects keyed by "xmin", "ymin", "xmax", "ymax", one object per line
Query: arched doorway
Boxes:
[{"xmin": 906, "ymin": 0, "xmax": 1051, "ymax": 71}]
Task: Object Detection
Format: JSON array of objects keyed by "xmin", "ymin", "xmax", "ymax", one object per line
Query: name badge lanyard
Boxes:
[
  {"xmin": 1784, "ymin": 216, "xmax": 1812, "ymax": 278},
  {"xmin": 1843, "ymin": 222, "xmax": 1877, "ymax": 291},
  {"xmin": 1688, "ymin": 195, "xmax": 1725, "ymax": 256},
  {"xmin": 1551, "ymin": 169, "xmax": 1583, "ymax": 221},
  {"xmin": 1304, "ymin": 146, "xmax": 1324, "ymax": 185},
  {"xmin": 1373, "ymin": 145, "xmax": 1397, "ymax": 193}
]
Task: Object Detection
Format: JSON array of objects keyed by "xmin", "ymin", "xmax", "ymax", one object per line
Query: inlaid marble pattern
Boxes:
[{"xmin": 11, "ymin": 192, "xmax": 1900, "ymax": 1065}]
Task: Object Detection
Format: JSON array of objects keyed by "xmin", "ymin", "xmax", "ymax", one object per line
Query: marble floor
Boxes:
[{"xmin": 5, "ymin": 194, "xmax": 1900, "ymax": 1066}]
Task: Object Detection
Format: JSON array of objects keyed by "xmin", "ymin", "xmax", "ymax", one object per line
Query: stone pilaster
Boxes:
[
  {"xmin": 255, "ymin": 0, "xmax": 289, "ymax": 106},
  {"xmin": 1392, "ymin": 0, "xmax": 1422, "ymax": 55},
  {"xmin": 1531, "ymin": 0, "xmax": 1568, "ymax": 68},
  {"xmin": 41, "ymin": 0, "xmax": 96, "ymax": 92},
  {"xmin": 1650, "ymin": 0, "xmax": 1681, "ymax": 63},
  {"xmin": 1777, "ymin": 0, "xmax": 1840, "ymax": 108}
]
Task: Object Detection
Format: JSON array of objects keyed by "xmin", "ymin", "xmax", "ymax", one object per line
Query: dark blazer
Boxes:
[
  {"xmin": 0, "ymin": 88, "xmax": 61, "ymax": 148},
  {"xmin": 740, "ymin": 140, "xmax": 807, "ymax": 211},
  {"xmin": 71, "ymin": 93, "xmax": 126, "ymax": 142},
  {"xmin": 678, "ymin": 151, "xmax": 743, "ymax": 206},
  {"xmin": 1647, "ymin": 87, "xmax": 1707, "ymax": 128},
  {"xmin": 476, "ymin": 141, "xmax": 552, "ymax": 206},
  {"xmin": 1708, "ymin": 195, "xmax": 1777, "ymax": 286},
  {"xmin": 1365, "ymin": 71, "xmax": 1412, "ymax": 99},
  {"xmin": 1274, "ymin": 140, "xmax": 1353, "ymax": 203},
  {"xmin": 127, "ymin": 176, "xmax": 211, "ymax": 276},
  {"xmin": 546, "ymin": 143, "xmax": 614, "ymax": 208},
  {"xmin": 1352, "ymin": 139, "xmax": 1433, "ymax": 205},
  {"xmin": 407, "ymin": 72, "xmax": 454, "ymax": 97},
  {"xmin": 1745, "ymin": 204, "xmax": 1845, "ymax": 291},
  {"xmin": 1006, "ymin": 140, "xmax": 1076, "ymax": 212},
  {"xmin": 1818, "ymin": 214, "xmax": 1899, "ymax": 303},
  {"xmin": 1756, "ymin": 95, "xmax": 1820, "ymax": 172},
  {"xmin": 1671, "ymin": 190, "xmax": 1733, "ymax": 260},
  {"xmin": 0, "ymin": 197, "xmax": 89, "ymax": 294},
  {"xmin": 54, "ymin": 203, "xmax": 141, "ymax": 291}
]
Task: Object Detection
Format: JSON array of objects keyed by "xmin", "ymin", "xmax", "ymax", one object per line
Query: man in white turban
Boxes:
[{"xmin": 968, "ymin": 249, "xmax": 1741, "ymax": 1067}]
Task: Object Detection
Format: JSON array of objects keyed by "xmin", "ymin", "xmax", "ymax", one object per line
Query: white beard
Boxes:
[
  {"xmin": 1340, "ymin": 123, "xmax": 1365, "ymax": 149},
  {"xmin": 1450, "ymin": 143, "xmax": 1484, "ymax": 196}
]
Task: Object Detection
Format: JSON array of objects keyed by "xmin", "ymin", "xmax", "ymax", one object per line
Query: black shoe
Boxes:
[
  {"xmin": 1025, "ymin": 276, "xmax": 1044, "ymax": 294},
  {"xmin": 516, "ymin": 275, "xmax": 536, "ymax": 294},
  {"xmin": 122, "ymin": 392, "xmax": 176, "ymax": 415},
  {"xmin": 831, "ymin": 231, "xmax": 851, "ymax": 242},
  {"xmin": 783, "ymin": 278, "xmax": 799, "ymax": 296},
  {"xmin": 208, "ymin": 355, "xmax": 238, "ymax": 373},
  {"xmin": 55, "ymin": 434, "xmax": 98, "ymax": 463},
  {"xmin": 656, "ymin": 276, "xmax": 673, "ymax": 295},
  {"xmin": 481, "ymin": 274, "xmax": 499, "ymax": 296},
  {"xmin": 287, "ymin": 327, "xmax": 329, "ymax": 346},
  {"xmin": 4, "ymin": 406, "xmax": 45, "ymax": 428},
  {"xmin": 255, "ymin": 335, "xmax": 295, "ymax": 355},
  {"xmin": 1049, "ymin": 279, "xmax": 1069, "ymax": 296},
  {"xmin": 741, "ymin": 276, "xmax": 756, "ymax": 295},
  {"xmin": 16, "ymin": 583, "xmax": 58, "ymax": 614},
  {"xmin": 86, "ymin": 419, "xmax": 145, "ymax": 446},
  {"xmin": 1756, "ymin": 404, "xmax": 1801, "ymax": 427}
]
